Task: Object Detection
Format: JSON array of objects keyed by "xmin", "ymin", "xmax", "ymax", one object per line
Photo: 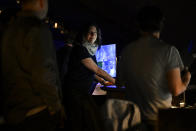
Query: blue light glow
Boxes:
[{"xmin": 95, "ymin": 44, "xmax": 116, "ymax": 77}]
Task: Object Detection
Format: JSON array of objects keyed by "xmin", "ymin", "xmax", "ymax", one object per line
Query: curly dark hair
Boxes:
[
  {"xmin": 75, "ymin": 23, "xmax": 102, "ymax": 48},
  {"xmin": 136, "ymin": 5, "xmax": 165, "ymax": 33}
]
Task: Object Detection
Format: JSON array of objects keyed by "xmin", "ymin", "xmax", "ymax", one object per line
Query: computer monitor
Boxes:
[{"xmin": 95, "ymin": 44, "xmax": 116, "ymax": 77}]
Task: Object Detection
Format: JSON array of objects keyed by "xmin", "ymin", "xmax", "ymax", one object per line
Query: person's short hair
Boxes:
[{"xmin": 136, "ymin": 5, "xmax": 165, "ymax": 33}]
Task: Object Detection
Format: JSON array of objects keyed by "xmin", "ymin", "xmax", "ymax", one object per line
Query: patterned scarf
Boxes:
[{"xmin": 82, "ymin": 42, "xmax": 98, "ymax": 56}]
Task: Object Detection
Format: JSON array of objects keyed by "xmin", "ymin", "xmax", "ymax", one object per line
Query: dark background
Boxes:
[
  {"xmin": 0, "ymin": 0, "xmax": 196, "ymax": 63},
  {"xmin": 48, "ymin": 0, "xmax": 196, "ymax": 51}
]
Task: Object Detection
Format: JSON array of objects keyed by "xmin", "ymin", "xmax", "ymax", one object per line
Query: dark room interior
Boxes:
[{"xmin": 0, "ymin": 0, "xmax": 196, "ymax": 130}]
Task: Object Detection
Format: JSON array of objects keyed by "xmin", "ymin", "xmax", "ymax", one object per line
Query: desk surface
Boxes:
[{"xmin": 92, "ymin": 84, "xmax": 107, "ymax": 95}]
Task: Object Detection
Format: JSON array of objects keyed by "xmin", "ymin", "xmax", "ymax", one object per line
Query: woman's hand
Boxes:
[
  {"xmin": 103, "ymin": 80, "xmax": 115, "ymax": 86},
  {"xmin": 103, "ymin": 81, "xmax": 113, "ymax": 86}
]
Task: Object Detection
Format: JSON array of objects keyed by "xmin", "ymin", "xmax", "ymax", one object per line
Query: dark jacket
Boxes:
[
  {"xmin": 0, "ymin": 11, "xmax": 62, "ymax": 124},
  {"xmin": 56, "ymin": 45, "xmax": 72, "ymax": 84}
]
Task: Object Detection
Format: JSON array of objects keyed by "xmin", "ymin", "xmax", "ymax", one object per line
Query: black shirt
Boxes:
[{"xmin": 65, "ymin": 45, "xmax": 97, "ymax": 93}]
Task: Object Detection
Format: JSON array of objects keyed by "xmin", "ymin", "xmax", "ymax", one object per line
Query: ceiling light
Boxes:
[
  {"xmin": 54, "ymin": 22, "xmax": 58, "ymax": 29},
  {"xmin": 16, "ymin": 0, "xmax": 20, "ymax": 4}
]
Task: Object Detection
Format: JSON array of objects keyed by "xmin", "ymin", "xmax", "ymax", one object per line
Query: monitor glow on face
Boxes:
[{"xmin": 95, "ymin": 44, "xmax": 116, "ymax": 77}]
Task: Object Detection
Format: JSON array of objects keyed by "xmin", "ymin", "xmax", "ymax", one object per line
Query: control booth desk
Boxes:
[{"xmin": 92, "ymin": 84, "xmax": 126, "ymax": 106}]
